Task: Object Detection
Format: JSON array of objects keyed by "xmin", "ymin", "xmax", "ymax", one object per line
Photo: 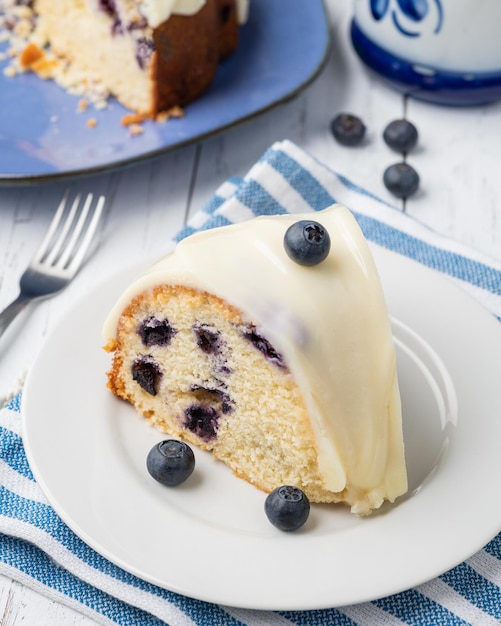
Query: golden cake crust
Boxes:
[{"xmin": 151, "ymin": 0, "xmax": 239, "ymax": 112}]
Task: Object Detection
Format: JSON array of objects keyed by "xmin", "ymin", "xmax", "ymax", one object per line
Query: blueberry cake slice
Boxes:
[
  {"xmin": 26, "ymin": 0, "xmax": 248, "ymax": 115},
  {"xmin": 104, "ymin": 205, "xmax": 408, "ymax": 515}
]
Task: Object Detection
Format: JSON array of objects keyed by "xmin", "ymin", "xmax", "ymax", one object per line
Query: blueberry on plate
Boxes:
[
  {"xmin": 383, "ymin": 162, "xmax": 420, "ymax": 199},
  {"xmin": 265, "ymin": 485, "xmax": 310, "ymax": 531},
  {"xmin": 284, "ymin": 220, "xmax": 331, "ymax": 266},
  {"xmin": 147, "ymin": 440, "xmax": 195, "ymax": 486},
  {"xmin": 330, "ymin": 113, "xmax": 366, "ymax": 146},
  {"xmin": 383, "ymin": 119, "xmax": 418, "ymax": 153}
]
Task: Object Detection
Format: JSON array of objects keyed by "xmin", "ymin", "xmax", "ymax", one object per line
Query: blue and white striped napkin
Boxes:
[{"xmin": 1, "ymin": 139, "xmax": 501, "ymax": 626}]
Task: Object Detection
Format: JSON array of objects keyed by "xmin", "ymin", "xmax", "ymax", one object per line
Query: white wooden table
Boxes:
[{"xmin": 0, "ymin": 1, "xmax": 500, "ymax": 623}]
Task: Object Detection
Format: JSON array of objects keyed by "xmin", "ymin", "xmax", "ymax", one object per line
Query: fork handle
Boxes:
[{"xmin": 0, "ymin": 294, "xmax": 32, "ymax": 341}]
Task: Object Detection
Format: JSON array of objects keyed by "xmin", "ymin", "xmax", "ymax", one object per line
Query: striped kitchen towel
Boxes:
[{"xmin": 1, "ymin": 139, "xmax": 501, "ymax": 626}]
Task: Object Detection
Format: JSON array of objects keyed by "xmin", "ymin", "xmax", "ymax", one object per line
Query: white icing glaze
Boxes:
[
  {"xmin": 104, "ymin": 205, "xmax": 407, "ymax": 512},
  {"xmin": 139, "ymin": 0, "xmax": 249, "ymax": 28}
]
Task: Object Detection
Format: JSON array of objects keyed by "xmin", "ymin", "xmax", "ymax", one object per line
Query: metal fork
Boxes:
[{"xmin": 0, "ymin": 192, "xmax": 105, "ymax": 341}]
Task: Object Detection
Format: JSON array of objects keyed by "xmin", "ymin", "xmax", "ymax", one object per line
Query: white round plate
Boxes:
[{"xmin": 22, "ymin": 245, "xmax": 501, "ymax": 610}]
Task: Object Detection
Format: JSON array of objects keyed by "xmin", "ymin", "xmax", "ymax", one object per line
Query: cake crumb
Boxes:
[
  {"xmin": 86, "ymin": 117, "xmax": 97, "ymax": 128},
  {"xmin": 11, "ymin": 4, "xmax": 33, "ymax": 20},
  {"xmin": 18, "ymin": 42, "xmax": 59, "ymax": 79},
  {"xmin": 156, "ymin": 106, "xmax": 185, "ymax": 122},
  {"xmin": 3, "ymin": 65, "xmax": 17, "ymax": 77},
  {"xmin": 121, "ymin": 113, "xmax": 146, "ymax": 136},
  {"xmin": 121, "ymin": 112, "xmax": 146, "ymax": 126},
  {"xmin": 19, "ymin": 42, "xmax": 43, "ymax": 68},
  {"xmin": 13, "ymin": 18, "xmax": 32, "ymax": 39},
  {"xmin": 78, "ymin": 98, "xmax": 89, "ymax": 112},
  {"xmin": 128, "ymin": 123, "xmax": 144, "ymax": 136},
  {"xmin": 32, "ymin": 57, "xmax": 59, "ymax": 79}
]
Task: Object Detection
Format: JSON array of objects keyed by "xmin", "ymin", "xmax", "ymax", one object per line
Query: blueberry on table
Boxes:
[
  {"xmin": 265, "ymin": 485, "xmax": 310, "ymax": 531},
  {"xmin": 330, "ymin": 113, "xmax": 366, "ymax": 146},
  {"xmin": 147, "ymin": 440, "xmax": 195, "ymax": 486},
  {"xmin": 383, "ymin": 162, "xmax": 420, "ymax": 199},
  {"xmin": 383, "ymin": 119, "xmax": 418, "ymax": 153},
  {"xmin": 284, "ymin": 220, "xmax": 331, "ymax": 266}
]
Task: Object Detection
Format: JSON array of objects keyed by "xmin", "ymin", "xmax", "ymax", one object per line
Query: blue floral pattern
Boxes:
[{"xmin": 370, "ymin": 0, "xmax": 443, "ymax": 35}]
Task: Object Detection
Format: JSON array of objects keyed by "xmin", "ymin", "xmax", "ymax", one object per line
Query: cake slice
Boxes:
[{"xmin": 103, "ymin": 205, "xmax": 407, "ymax": 515}]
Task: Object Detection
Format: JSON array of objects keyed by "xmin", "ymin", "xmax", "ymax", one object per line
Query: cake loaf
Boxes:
[
  {"xmin": 10, "ymin": 0, "xmax": 248, "ymax": 116},
  {"xmin": 103, "ymin": 205, "xmax": 408, "ymax": 515}
]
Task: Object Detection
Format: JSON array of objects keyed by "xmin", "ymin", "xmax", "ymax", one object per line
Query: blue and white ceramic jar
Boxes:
[{"xmin": 351, "ymin": 0, "xmax": 501, "ymax": 105}]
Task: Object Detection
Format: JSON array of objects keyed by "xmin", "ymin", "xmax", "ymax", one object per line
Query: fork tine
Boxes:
[
  {"xmin": 43, "ymin": 193, "xmax": 81, "ymax": 266},
  {"xmin": 66, "ymin": 194, "xmax": 105, "ymax": 274},
  {"xmin": 57, "ymin": 193, "xmax": 93, "ymax": 269},
  {"xmin": 32, "ymin": 192, "xmax": 69, "ymax": 264}
]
